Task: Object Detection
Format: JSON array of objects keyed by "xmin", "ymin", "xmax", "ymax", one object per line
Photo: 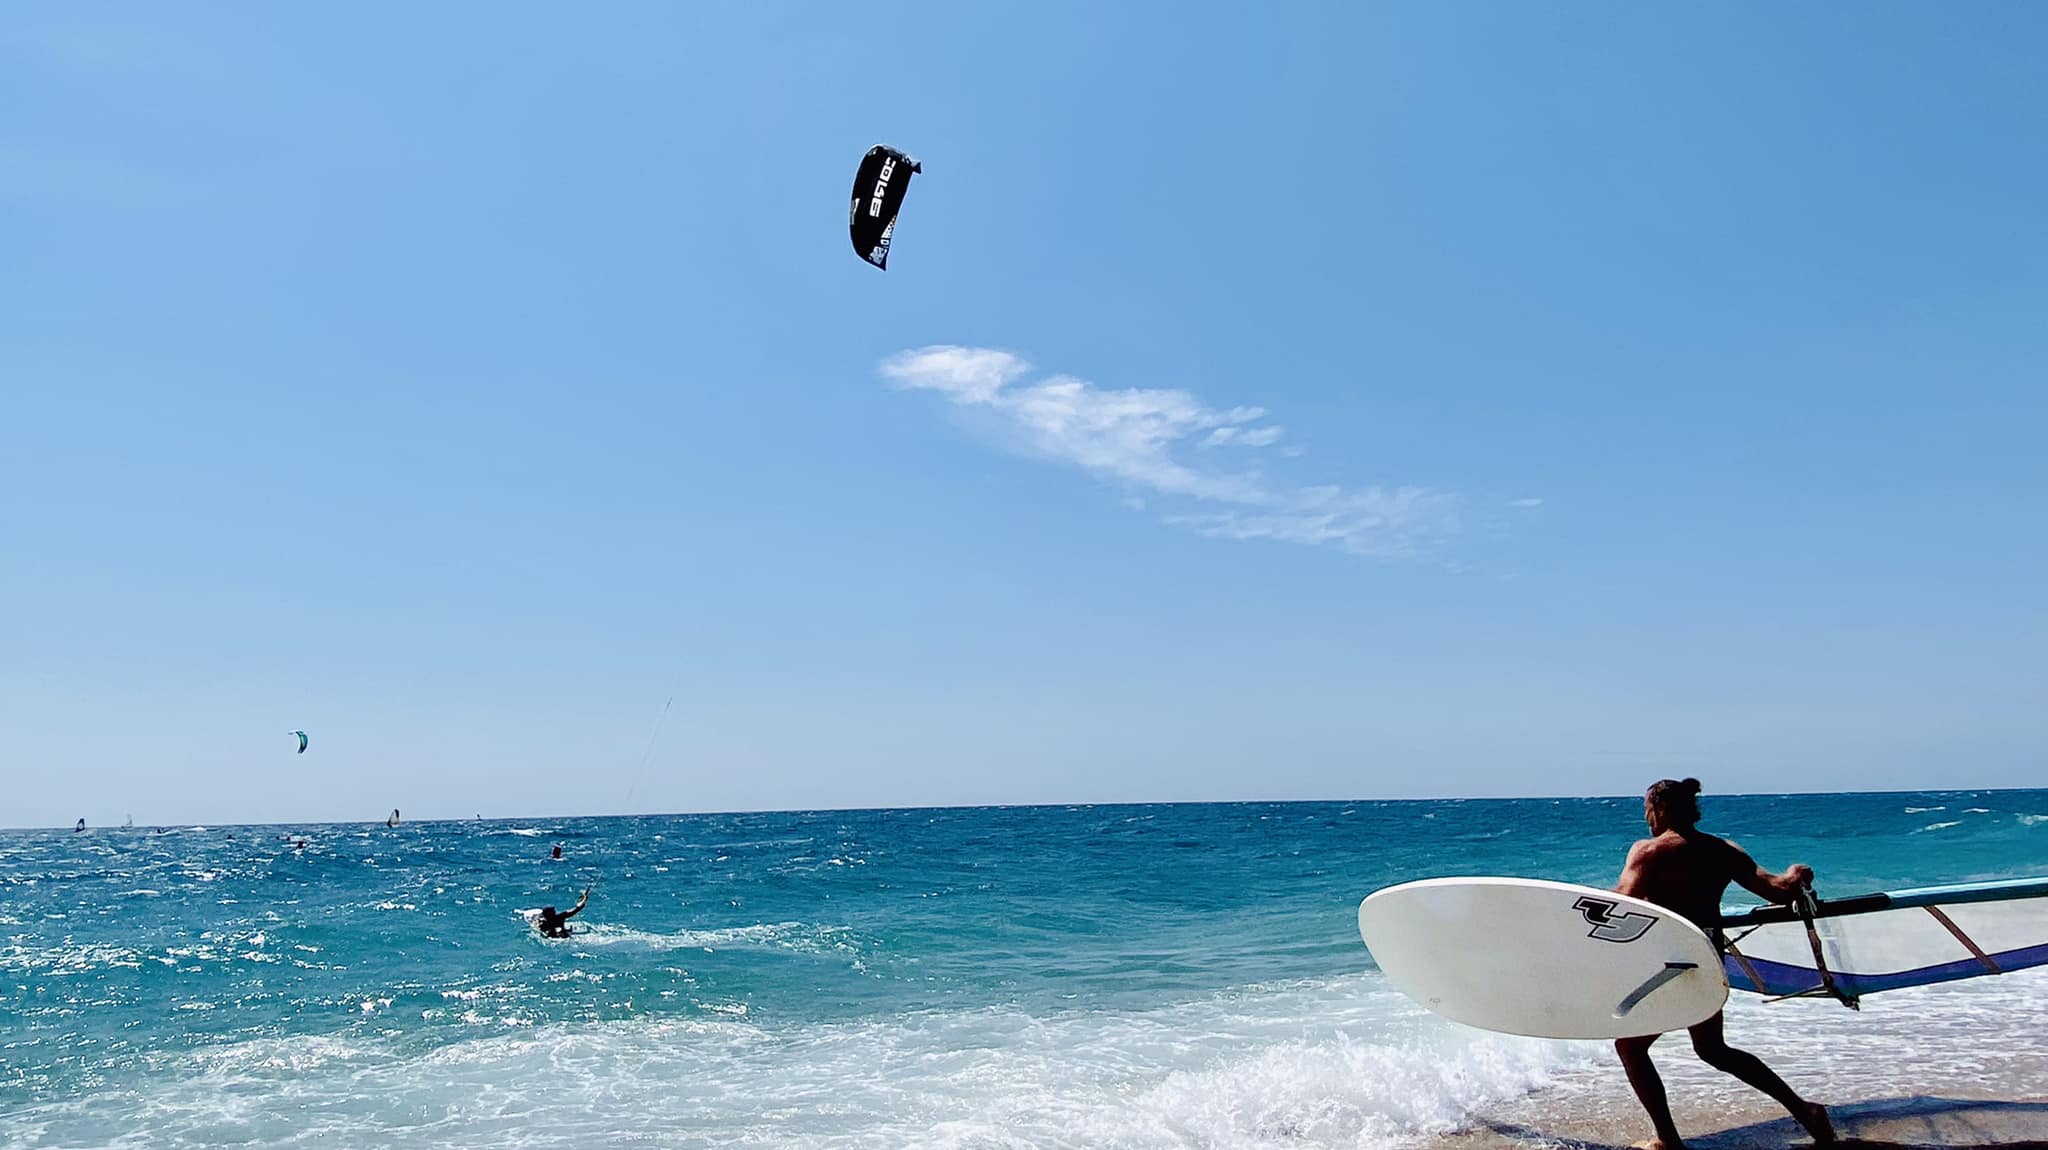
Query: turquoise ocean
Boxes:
[{"xmin": 6, "ymin": 790, "xmax": 2047, "ymax": 1148}]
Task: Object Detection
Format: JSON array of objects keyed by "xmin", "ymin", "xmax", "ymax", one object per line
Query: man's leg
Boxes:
[
  {"xmin": 1687, "ymin": 1013, "xmax": 1834, "ymax": 1143},
  {"xmin": 1615, "ymin": 1032, "xmax": 1686, "ymax": 1149}
]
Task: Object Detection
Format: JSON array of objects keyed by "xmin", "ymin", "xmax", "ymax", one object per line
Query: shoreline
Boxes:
[{"xmin": 1447, "ymin": 1070, "xmax": 2048, "ymax": 1149}]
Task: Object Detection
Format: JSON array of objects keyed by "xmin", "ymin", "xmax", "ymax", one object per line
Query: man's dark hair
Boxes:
[{"xmin": 1647, "ymin": 777, "xmax": 1703, "ymax": 826}]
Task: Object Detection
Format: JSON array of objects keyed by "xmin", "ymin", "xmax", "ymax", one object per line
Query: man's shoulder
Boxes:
[
  {"xmin": 1633, "ymin": 831, "xmax": 1685, "ymax": 855},
  {"xmin": 1635, "ymin": 830, "xmax": 1737, "ymax": 862},
  {"xmin": 1685, "ymin": 829, "xmax": 1744, "ymax": 855}
]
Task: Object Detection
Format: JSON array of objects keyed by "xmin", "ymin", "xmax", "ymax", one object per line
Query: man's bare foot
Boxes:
[{"xmin": 1796, "ymin": 1101, "xmax": 1835, "ymax": 1144}]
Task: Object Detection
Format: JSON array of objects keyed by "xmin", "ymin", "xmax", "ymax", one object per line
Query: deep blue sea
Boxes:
[{"xmin": 5, "ymin": 791, "xmax": 2046, "ymax": 1148}]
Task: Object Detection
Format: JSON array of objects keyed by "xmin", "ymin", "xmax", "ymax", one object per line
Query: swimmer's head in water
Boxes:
[
  {"xmin": 541, "ymin": 906, "xmax": 557, "ymax": 918},
  {"xmin": 1644, "ymin": 777, "xmax": 1702, "ymax": 831}
]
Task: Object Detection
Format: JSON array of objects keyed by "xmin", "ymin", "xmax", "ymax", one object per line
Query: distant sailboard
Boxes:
[{"xmin": 1718, "ymin": 877, "xmax": 2048, "ymax": 1005}]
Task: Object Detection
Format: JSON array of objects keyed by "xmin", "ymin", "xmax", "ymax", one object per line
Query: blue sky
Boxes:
[{"xmin": 4, "ymin": 4, "xmax": 2044, "ymax": 826}]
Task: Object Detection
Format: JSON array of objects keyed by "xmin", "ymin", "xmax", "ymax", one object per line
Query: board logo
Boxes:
[
  {"xmin": 870, "ymin": 157, "xmax": 897, "ymax": 217},
  {"xmin": 1571, "ymin": 896, "xmax": 1657, "ymax": 943}
]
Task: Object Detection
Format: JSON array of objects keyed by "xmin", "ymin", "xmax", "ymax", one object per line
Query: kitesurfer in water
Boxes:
[
  {"xmin": 1613, "ymin": 778, "xmax": 1834, "ymax": 1149},
  {"xmin": 533, "ymin": 885, "xmax": 591, "ymax": 939}
]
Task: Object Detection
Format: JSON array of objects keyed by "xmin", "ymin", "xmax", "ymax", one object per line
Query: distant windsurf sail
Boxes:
[
  {"xmin": 1718, "ymin": 877, "xmax": 2048, "ymax": 1003},
  {"xmin": 387, "ymin": 809, "xmax": 401, "ymax": 827}
]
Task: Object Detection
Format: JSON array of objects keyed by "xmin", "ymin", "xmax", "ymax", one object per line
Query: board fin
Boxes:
[{"xmin": 1614, "ymin": 961, "xmax": 1699, "ymax": 1018}]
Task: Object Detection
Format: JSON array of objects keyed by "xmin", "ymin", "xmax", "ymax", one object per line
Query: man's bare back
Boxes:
[{"xmin": 1616, "ymin": 828, "xmax": 1808, "ymax": 934}]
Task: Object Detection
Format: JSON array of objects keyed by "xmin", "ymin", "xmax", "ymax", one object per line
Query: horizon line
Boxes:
[{"xmin": 9, "ymin": 784, "xmax": 2043, "ymax": 833}]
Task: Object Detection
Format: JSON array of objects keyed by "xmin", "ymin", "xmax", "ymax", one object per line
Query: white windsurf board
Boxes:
[{"xmin": 1358, "ymin": 876, "xmax": 1728, "ymax": 1039}]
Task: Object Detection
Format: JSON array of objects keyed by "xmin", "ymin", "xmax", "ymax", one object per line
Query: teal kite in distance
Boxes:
[{"xmin": 292, "ymin": 730, "xmax": 308, "ymax": 754}]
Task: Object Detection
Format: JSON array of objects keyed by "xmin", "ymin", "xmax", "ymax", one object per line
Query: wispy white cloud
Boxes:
[
  {"xmin": 1509, "ymin": 498, "xmax": 1544, "ymax": 508},
  {"xmin": 1201, "ymin": 425, "xmax": 1286, "ymax": 449},
  {"xmin": 1166, "ymin": 486, "xmax": 1460, "ymax": 559},
  {"xmin": 880, "ymin": 346, "xmax": 1462, "ymax": 560}
]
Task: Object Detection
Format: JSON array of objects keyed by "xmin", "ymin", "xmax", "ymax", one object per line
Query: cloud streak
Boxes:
[{"xmin": 880, "ymin": 346, "xmax": 1460, "ymax": 559}]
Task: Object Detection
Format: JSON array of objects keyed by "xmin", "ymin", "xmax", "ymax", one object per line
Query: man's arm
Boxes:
[
  {"xmin": 563, "ymin": 885, "xmax": 591, "ymax": 919},
  {"xmin": 1724, "ymin": 840, "xmax": 1813, "ymax": 904}
]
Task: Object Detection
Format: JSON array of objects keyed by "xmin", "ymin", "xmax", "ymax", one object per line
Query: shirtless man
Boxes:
[
  {"xmin": 1614, "ymin": 777, "xmax": 1835, "ymax": 1149},
  {"xmin": 533, "ymin": 884, "xmax": 591, "ymax": 939}
]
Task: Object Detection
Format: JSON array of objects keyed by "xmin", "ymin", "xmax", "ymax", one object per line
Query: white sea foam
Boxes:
[
  {"xmin": 566, "ymin": 920, "xmax": 867, "ymax": 958},
  {"xmin": 1, "ymin": 974, "xmax": 1595, "ymax": 1149},
  {"xmin": 1518, "ymin": 971, "xmax": 2048, "ymax": 1123},
  {"xmin": 0, "ymin": 940, "xmax": 147, "ymax": 975}
]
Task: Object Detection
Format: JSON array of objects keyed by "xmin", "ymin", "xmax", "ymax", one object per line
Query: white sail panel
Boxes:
[{"xmin": 1719, "ymin": 878, "xmax": 2048, "ymax": 1000}]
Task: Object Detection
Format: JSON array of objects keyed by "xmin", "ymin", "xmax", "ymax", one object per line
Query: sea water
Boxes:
[{"xmin": 4, "ymin": 791, "xmax": 2045, "ymax": 1148}]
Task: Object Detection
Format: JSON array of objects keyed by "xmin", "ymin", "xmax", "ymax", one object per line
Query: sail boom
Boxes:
[
  {"xmin": 1720, "ymin": 877, "xmax": 2048, "ymax": 929},
  {"xmin": 1719, "ymin": 876, "xmax": 2048, "ymax": 1000}
]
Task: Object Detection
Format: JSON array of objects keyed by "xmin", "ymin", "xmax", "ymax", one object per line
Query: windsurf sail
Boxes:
[
  {"xmin": 386, "ymin": 809, "xmax": 401, "ymax": 827},
  {"xmin": 1718, "ymin": 877, "xmax": 2048, "ymax": 1003}
]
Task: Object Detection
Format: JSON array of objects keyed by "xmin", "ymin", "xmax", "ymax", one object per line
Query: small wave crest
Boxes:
[
  {"xmin": 1097, "ymin": 1032, "xmax": 1569, "ymax": 1147},
  {"xmin": 1, "ymin": 977, "xmax": 1586, "ymax": 1149},
  {"xmin": 564, "ymin": 921, "xmax": 864, "ymax": 957}
]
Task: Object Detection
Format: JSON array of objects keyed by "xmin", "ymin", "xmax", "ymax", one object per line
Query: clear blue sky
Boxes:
[{"xmin": 4, "ymin": 4, "xmax": 2043, "ymax": 827}]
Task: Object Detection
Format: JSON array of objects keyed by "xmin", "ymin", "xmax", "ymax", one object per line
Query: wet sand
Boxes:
[
  {"xmin": 1428, "ymin": 975, "xmax": 2048, "ymax": 1149},
  {"xmin": 1440, "ymin": 1064, "xmax": 2048, "ymax": 1149},
  {"xmin": 1446, "ymin": 1094, "xmax": 2048, "ymax": 1149}
]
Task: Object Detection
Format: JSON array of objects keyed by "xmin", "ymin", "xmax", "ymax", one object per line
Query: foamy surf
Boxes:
[{"xmin": 3, "ymin": 975, "xmax": 1589, "ymax": 1150}]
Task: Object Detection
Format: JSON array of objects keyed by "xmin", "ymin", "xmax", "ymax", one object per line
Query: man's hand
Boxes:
[{"xmin": 1787, "ymin": 864, "xmax": 1814, "ymax": 887}]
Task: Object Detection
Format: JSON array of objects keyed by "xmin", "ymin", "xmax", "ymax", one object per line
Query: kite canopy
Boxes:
[
  {"xmin": 292, "ymin": 730, "xmax": 308, "ymax": 754},
  {"xmin": 849, "ymin": 145, "xmax": 920, "ymax": 270}
]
